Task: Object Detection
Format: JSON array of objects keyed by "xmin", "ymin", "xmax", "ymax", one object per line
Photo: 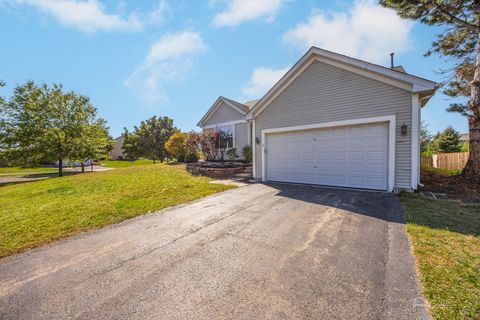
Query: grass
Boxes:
[
  {"xmin": 0, "ymin": 166, "xmax": 58, "ymax": 176},
  {"xmin": 0, "ymin": 164, "xmax": 233, "ymax": 257},
  {"xmin": 420, "ymin": 164, "xmax": 462, "ymax": 176},
  {"xmin": 401, "ymin": 193, "xmax": 480, "ymax": 320},
  {"xmin": 100, "ymin": 159, "xmax": 156, "ymax": 168}
]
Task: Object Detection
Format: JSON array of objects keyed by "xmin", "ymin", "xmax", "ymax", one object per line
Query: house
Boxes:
[
  {"xmin": 197, "ymin": 47, "xmax": 437, "ymax": 192},
  {"xmin": 109, "ymin": 136, "xmax": 125, "ymax": 160},
  {"xmin": 460, "ymin": 133, "xmax": 469, "ymax": 144}
]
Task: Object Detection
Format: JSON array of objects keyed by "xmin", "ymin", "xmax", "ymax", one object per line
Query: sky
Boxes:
[{"xmin": 0, "ymin": 0, "xmax": 469, "ymax": 138}]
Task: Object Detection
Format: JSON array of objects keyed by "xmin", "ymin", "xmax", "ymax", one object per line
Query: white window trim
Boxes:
[
  {"xmin": 411, "ymin": 94, "xmax": 420, "ymax": 189},
  {"xmin": 260, "ymin": 115, "xmax": 397, "ymax": 192}
]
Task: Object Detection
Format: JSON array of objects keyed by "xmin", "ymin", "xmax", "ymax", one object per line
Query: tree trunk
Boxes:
[
  {"xmin": 91, "ymin": 161, "xmax": 94, "ymax": 172},
  {"xmin": 81, "ymin": 162, "xmax": 85, "ymax": 173},
  {"xmin": 58, "ymin": 159, "xmax": 63, "ymax": 177},
  {"xmin": 463, "ymin": 39, "xmax": 480, "ymax": 180},
  {"xmin": 153, "ymin": 158, "xmax": 156, "ymax": 164}
]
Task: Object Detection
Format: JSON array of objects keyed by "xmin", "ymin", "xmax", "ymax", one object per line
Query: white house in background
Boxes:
[
  {"xmin": 460, "ymin": 133, "xmax": 469, "ymax": 143},
  {"xmin": 197, "ymin": 47, "xmax": 437, "ymax": 192},
  {"xmin": 109, "ymin": 136, "xmax": 125, "ymax": 160}
]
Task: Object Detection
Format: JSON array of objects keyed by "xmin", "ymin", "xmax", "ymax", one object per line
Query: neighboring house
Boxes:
[
  {"xmin": 198, "ymin": 47, "xmax": 437, "ymax": 191},
  {"xmin": 109, "ymin": 136, "xmax": 125, "ymax": 160},
  {"xmin": 460, "ymin": 133, "xmax": 469, "ymax": 144}
]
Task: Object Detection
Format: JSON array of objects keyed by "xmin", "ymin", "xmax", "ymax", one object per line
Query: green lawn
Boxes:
[
  {"xmin": 420, "ymin": 164, "xmax": 463, "ymax": 176},
  {"xmin": 0, "ymin": 164, "xmax": 233, "ymax": 257},
  {"xmin": 100, "ymin": 159, "xmax": 156, "ymax": 168},
  {"xmin": 401, "ymin": 194, "xmax": 479, "ymax": 320},
  {"xmin": 0, "ymin": 166, "xmax": 58, "ymax": 176}
]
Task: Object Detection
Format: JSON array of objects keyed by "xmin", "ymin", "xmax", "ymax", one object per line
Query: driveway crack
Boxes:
[{"xmin": 76, "ymin": 200, "xmax": 265, "ymax": 284}]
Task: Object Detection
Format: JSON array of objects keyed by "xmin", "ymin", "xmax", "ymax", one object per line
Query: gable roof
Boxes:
[
  {"xmin": 246, "ymin": 47, "xmax": 438, "ymax": 120},
  {"xmin": 243, "ymin": 99, "xmax": 259, "ymax": 109},
  {"xmin": 197, "ymin": 96, "xmax": 249, "ymax": 127},
  {"xmin": 222, "ymin": 96, "xmax": 250, "ymax": 113}
]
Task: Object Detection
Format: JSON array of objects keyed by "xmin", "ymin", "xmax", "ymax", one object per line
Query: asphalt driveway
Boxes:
[{"xmin": 0, "ymin": 184, "xmax": 429, "ymax": 320}]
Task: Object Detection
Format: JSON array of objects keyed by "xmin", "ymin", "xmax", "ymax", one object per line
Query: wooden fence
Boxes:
[
  {"xmin": 421, "ymin": 152, "xmax": 469, "ymax": 171},
  {"xmin": 420, "ymin": 156, "xmax": 433, "ymax": 167}
]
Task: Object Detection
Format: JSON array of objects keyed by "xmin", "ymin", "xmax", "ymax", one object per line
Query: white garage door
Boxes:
[{"xmin": 265, "ymin": 123, "xmax": 389, "ymax": 190}]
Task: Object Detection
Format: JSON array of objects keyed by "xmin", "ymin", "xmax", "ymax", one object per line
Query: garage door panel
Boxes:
[
  {"xmin": 331, "ymin": 139, "xmax": 346, "ymax": 149},
  {"xmin": 367, "ymin": 125, "xmax": 386, "ymax": 135},
  {"xmin": 366, "ymin": 137, "xmax": 386, "ymax": 148},
  {"xmin": 348, "ymin": 139, "xmax": 365, "ymax": 148},
  {"xmin": 367, "ymin": 151, "xmax": 386, "ymax": 161},
  {"xmin": 367, "ymin": 163, "xmax": 386, "ymax": 174},
  {"xmin": 349, "ymin": 163, "xmax": 366, "ymax": 173},
  {"xmin": 332, "ymin": 151, "xmax": 346, "ymax": 160},
  {"xmin": 266, "ymin": 122, "xmax": 389, "ymax": 190},
  {"xmin": 349, "ymin": 151, "xmax": 365, "ymax": 160},
  {"xmin": 331, "ymin": 175, "xmax": 347, "ymax": 185}
]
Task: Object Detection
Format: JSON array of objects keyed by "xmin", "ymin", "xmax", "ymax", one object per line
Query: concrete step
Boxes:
[{"xmin": 232, "ymin": 173, "xmax": 253, "ymax": 181}]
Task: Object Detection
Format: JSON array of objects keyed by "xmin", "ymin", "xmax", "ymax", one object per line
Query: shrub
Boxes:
[
  {"xmin": 429, "ymin": 126, "xmax": 462, "ymax": 154},
  {"xmin": 165, "ymin": 132, "xmax": 188, "ymax": 162},
  {"xmin": 242, "ymin": 145, "xmax": 252, "ymax": 163},
  {"xmin": 187, "ymin": 129, "xmax": 231, "ymax": 161},
  {"xmin": 226, "ymin": 148, "xmax": 238, "ymax": 161},
  {"xmin": 184, "ymin": 153, "xmax": 198, "ymax": 163},
  {"xmin": 176, "ymin": 154, "xmax": 185, "ymax": 162}
]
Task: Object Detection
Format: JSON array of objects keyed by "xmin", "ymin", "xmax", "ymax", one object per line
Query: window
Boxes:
[{"xmin": 217, "ymin": 125, "xmax": 234, "ymax": 149}]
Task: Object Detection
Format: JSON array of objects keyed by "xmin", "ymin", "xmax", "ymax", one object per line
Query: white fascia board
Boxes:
[
  {"xmin": 197, "ymin": 97, "xmax": 223, "ymax": 127},
  {"xmin": 198, "ymin": 97, "xmax": 246, "ymax": 127},
  {"xmin": 247, "ymin": 47, "xmax": 437, "ymax": 120},
  {"xmin": 201, "ymin": 120, "xmax": 247, "ymax": 129},
  {"xmin": 310, "ymin": 47, "xmax": 437, "ymax": 92}
]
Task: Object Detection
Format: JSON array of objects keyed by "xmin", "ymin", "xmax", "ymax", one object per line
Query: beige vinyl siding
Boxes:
[
  {"xmin": 203, "ymin": 101, "xmax": 244, "ymax": 126},
  {"xmin": 234, "ymin": 123, "xmax": 248, "ymax": 158},
  {"xmin": 254, "ymin": 60, "xmax": 412, "ymax": 189},
  {"xmin": 108, "ymin": 137, "xmax": 124, "ymax": 160}
]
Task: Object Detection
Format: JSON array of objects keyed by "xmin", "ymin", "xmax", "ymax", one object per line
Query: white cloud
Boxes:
[
  {"xmin": 242, "ymin": 66, "xmax": 289, "ymax": 98},
  {"xmin": 212, "ymin": 0, "xmax": 284, "ymax": 27},
  {"xmin": 147, "ymin": 0, "xmax": 171, "ymax": 26},
  {"xmin": 125, "ymin": 31, "xmax": 207, "ymax": 106},
  {"xmin": 145, "ymin": 31, "xmax": 207, "ymax": 63},
  {"xmin": 282, "ymin": 1, "xmax": 413, "ymax": 64},
  {"xmin": 7, "ymin": 0, "xmax": 170, "ymax": 33}
]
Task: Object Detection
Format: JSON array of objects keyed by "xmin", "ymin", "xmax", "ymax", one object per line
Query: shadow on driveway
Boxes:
[{"xmin": 266, "ymin": 182, "xmax": 405, "ymax": 224}]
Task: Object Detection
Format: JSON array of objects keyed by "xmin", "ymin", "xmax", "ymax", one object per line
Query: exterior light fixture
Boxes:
[
  {"xmin": 255, "ymin": 137, "xmax": 260, "ymax": 144},
  {"xmin": 401, "ymin": 123, "xmax": 408, "ymax": 136}
]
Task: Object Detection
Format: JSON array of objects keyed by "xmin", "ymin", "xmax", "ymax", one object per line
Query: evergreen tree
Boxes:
[
  {"xmin": 379, "ymin": 0, "xmax": 480, "ymax": 178},
  {"xmin": 430, "ymin": 126, "xmax": 462, "ymax": 153}
]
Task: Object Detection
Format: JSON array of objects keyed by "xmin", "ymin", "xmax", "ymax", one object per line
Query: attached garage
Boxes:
[
  {"xmin": 197, "ymin": 47, "xmax": 437, "ymax": 192},
  {"xmin": 264, "ymin": 122, "xmax": 390, "ymax": 191}
]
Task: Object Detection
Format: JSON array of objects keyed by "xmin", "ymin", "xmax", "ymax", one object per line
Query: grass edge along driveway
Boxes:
[
  {"xmin": 401, "ymin": 193, "xmax": 479, "ymax": 320},
  {"xmin": 0, "ymin": 164, "xmax": 234, "ymax": 258}
]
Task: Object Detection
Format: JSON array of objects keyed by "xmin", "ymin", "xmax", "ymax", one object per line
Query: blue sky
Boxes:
[{"xmin": 0, "ymin": 0, "xmax": 469, "ymax": 138}]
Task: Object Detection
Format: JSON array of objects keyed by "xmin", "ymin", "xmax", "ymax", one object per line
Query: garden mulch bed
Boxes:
[{"xmin": 420, "ymin": 171, "xmax": 480, "ymax": 202}]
